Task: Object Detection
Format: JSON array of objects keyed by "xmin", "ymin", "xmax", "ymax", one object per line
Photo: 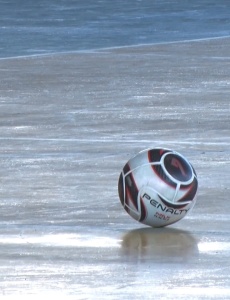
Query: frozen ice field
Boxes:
[{"xmin": 0, "ymin": 37, "xmax": 230, "ymax": 299}]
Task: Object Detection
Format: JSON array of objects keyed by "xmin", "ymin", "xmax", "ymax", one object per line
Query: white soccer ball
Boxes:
[{"xmin": 118, "ymin": 148, "xmax": 198, "ymax": 227}]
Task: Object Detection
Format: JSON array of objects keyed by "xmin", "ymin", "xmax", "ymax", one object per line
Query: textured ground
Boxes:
[{"xmin": 0, "ymin": 37, "xmax": 229, "ymax": 299}]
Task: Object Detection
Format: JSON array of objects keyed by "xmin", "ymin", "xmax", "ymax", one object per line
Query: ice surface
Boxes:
[
  {"xmin": 1, "ymin": 0, "xmax": 230, "ymax": 58},
  {"xmin": 0, "ymin": 37, "xmax": 230, "ymax": 298}
]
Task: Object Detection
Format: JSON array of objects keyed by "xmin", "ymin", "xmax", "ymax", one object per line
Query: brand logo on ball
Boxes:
[{"xmin": 163, "ymin": 153, "xmax": 192, "ymax": 182}]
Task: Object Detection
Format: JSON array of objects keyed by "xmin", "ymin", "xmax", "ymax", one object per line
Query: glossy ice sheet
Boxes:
[{"xmin": 0, "ymin": 38, "xmax": 230, "ymax": 299}]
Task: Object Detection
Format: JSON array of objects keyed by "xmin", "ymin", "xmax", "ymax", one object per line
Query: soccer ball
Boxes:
[{"xmin": 118, "ymin": 148, "xmax": 198, "ymax": 227}]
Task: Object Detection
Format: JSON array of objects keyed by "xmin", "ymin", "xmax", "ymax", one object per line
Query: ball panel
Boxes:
[
  {"xmin": 177, "ymin": 178, "xmax": 198, "ymax": 202},
  {"xmin": 127, "ymin": 150, "xmax": 150, "ymax": 173},
  {"xmin": 139, "ymin": 197, "xmax": 148, "ymax": 222},
  {"xmin": 118, "ymin": 173, "xmax": 125, "ymax": 206},
  {"xmin": 163, "ymin": 153, "xmax": 193, "ymax": 182},
  {"xmin": 159, "ymin": 195, "xmax": 190, "ymax": 209},
  {"xmin": 124, "ymin": 172, "xmax": 139, "ymax": 211},
  {"xmin": 151, "ymin": 164, "xmax": 177, "ymax": 189},
  {"xmin": 148, "ymin": 148, "xmax": 170, "ymax": 163}
]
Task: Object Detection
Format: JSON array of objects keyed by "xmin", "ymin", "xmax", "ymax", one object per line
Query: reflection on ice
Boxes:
[
  {"xmin": 198, "ymin": 241, "xmax": 230, "ymax": 253},
  {"xmin": 0, "ymin": 233, "xmax": 120, "ymax": 248},
  {"xmin": 167, "ymin": 287, "xmax": 230, "ymax": 298},
  {"xmin": 121, "ymin": 227, "xmax": 199, "ymax": 261}
]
